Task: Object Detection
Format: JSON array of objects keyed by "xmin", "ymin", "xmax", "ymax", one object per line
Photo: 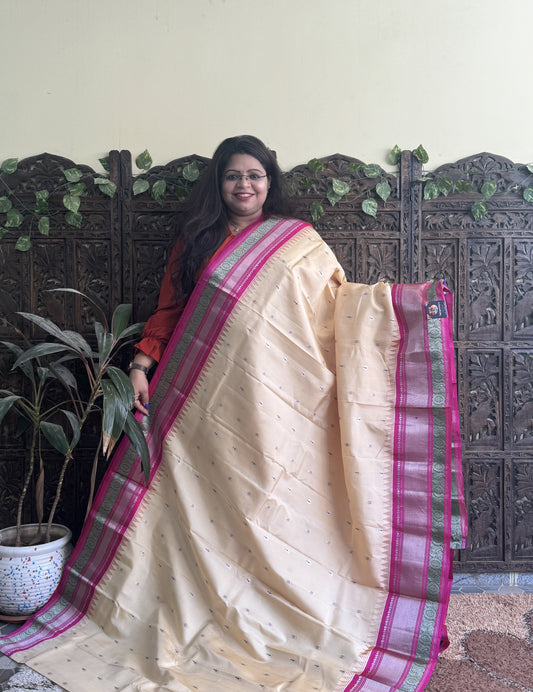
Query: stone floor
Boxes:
[{"xmin": 1, "ymin": 572, "xmax": 532, "ymax": 690}]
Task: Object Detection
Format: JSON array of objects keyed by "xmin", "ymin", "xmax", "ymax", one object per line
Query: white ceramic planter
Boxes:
[{"xmin": 0, "ymin": 523, "xmax": 73, "ymax": 617}]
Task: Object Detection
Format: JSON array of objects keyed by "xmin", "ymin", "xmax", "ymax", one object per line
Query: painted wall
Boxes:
[{"xmin": 1, "ymin": 0, "xmax": 532, "ymax": 172}]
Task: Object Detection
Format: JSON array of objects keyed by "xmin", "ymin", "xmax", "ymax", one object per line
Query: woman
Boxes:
[
  {"xmin": 0, "ymin": 136, "xmax": 466, "ymax": 691},
  {"xmin": 129, "ymin": 135, "xmax": 293, "ymax": 415}
]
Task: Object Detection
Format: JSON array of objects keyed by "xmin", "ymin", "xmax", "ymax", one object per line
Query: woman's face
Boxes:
[{"xmin": 221, "ymin": 153, "xmax": 270, "ymax": 226}]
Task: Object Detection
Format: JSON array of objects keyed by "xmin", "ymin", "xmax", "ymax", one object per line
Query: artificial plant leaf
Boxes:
[
  {"xmin": 389, "ymin": 145, "xmax": 402, "ymax": 166},
  {"xmin": 362, "ymin": 164, "xmax": 381, "ymax": 179},
  {"xmin": 135, "ymin": 150, "xmax": 153, "ymax": 170},
  {"xmin": 111, "ymin": 303, "xmax": 133, "ymax": 340},
  {"xmin": 101, "ymin": 378, "xmax": 129, "ymax": 457},
  {"xmin": 0, "ymin": 395, "xmax": 22, "ymax": 425},
  {"xmin": 307, "ymin": 158, "xmax": 324, "ymax": 174},
  {"xmin": 124, "ymin": 411, "xmax": 150, "ymax": 484},
  {"xmin": 63, "ymin": 168, "xmax": 83, "ymax": 183},
  {"xmin": 436, "ymin": 177, "xmax": 454, "ymax": 196},
  {"xmin": 471, "ymin": 201, "xmax": 488, "ymax": 221},
  {"xmin": 455, "ymin": 179, "xmax": 473, "ymax": 193},
  {"xmin": 362, "ymin": 198, "xmax": 378, "ymax": 217},
  {"xmin": 183, "ymin": 162, "xmax": 200, "ymax": 182},
  {"xmin": 1, "ymin": 158, "xmax": 18, "ymax": 174},
  {"xmin": 38, "ymin": 216, "xmax": 50, "ymax": 236},
  {"xmin": 40, "ymin": 421, "xmax": 70, "ymax": 456},
  {"xmin": 331, "ymin": 178, "xmax": 350, "ymax": 197},
  {"xmin": 99, "ymin": 156, "xmax": 110, "ymax": 172},
  {"xmin": 298, "ymin": 176, "xmax": 313, "ymax": 191},
  {"xmin": 61, "ymin": 409, "xmax": 81, "ymax": 449},
  {"xmin": 0, "ymin": 196, "xmax": 12, "ymax": 213},
  {"xmin": 65, "ymin": 211, "xmax": 83, "ymax": 228},
  {"xmin": 94, "ymin": 178, "xmax": 117, "ymax": 198},
  {"xmin": 522, "ymin": 187, "xmax": 533, "ymax": 203},
  {"xmin": 326, "ymin": 190, "xmax": 343, "ymax": 206},
  {"xmin": 68, "ymin": 182, "xmax": 86, "ymax": 197},
  {"xmin": 423, "ymin": 181, "xmax": 439, "ymax": 200},
  {"xmin": 6, "ymin": 209, "xmax": 23, "ymax": 227},
  {"xmin": 347, "ymin": 162, "xmax": 364, "ymax": 176},
  {"xmin": 15, "ymin": 236, "xmax": 31, "ymax": 251},
  {"xmin": 132, "ymin": 179, "xmax": 150, "ymax": 196},
  {"xmin": 413, "ymin": 145, "xmax": 429, "ymax": 164},
  {"xmin": 309, "ymin": 201, "xmax": 324, "ymax": 223},
  {"xmin": 481, "ymin": 180, "xmax": 497, "ymax": 199},
  {"xmin": 34, "ymin": 190, "xmax": 50, "ymax": 213},
  {"xmin": 151, "ymin": 179, "xmax": 166, "ymax": 204},
  {"xmin": 376, "ymin": 180, "xmax": 391, "ymax": 202},
  {"xmin": 63, "ymin": 194, "xmax": 81, "ymax": 213}
]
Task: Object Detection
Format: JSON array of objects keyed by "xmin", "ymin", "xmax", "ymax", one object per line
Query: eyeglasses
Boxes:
[{"xmin": 223, "ymin": 173, "xmax": 268, "ymax": 183}]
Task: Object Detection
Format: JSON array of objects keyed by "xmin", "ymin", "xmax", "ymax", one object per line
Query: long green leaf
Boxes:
[
  {"xmin": 61, "ymin": 409, "xmax": 81, "ymax": 449},
  {"xmin": 124, "ymin": 411, "xmax": 150, "ymax": 484},
  {"xmin": 1, "ymin": 340, "xmax": 35, "ymax": 383},
  {"xmin": 48, "ymin": 288, "xmax": 107, "ymax": 326},
  {"xmin": 0, "ymin": 395, "xmax": 21, "ymax": 425},
  {"xmin": 13, "ymin": 342, "xmax": 76, "ymax": 368},
  {"xmin": 116, "ymin": 322, "xmax": 145, "ymax": 341},
  {"xmin": 111, "ymin": 304, "xmax": 133, "ymax": 340},
  {"xmin": 40, "ymin": 421, "xmax": 70, "ymax": 456},
  {"xmin": 49, "ymin": 362, "xmax": 79, "ymax": 391},
  {"xmin": 101, "ymin": 379, "xmax": 129, "ymax": 457},
  {"xmin": 106, "ymin": 366, "xmax": 135, "ymax": 408}
]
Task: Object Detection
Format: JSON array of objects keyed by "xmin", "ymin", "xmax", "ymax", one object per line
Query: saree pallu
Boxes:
[{"xmin": 0, "ymin": 217, "xmax": 467, "ymax": 691}]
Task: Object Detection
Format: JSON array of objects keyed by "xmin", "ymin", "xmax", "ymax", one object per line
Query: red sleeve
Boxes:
[
  {"xmin": 134, "ymin": 231, "xmax": 235, "ymax": 363},
  {"xmin": 134, "ymin": 241, "xmax": 186, "ymax": 363}
]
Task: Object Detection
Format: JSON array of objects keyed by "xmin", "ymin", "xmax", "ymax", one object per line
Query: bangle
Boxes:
[{"xmin": 128, "ymin": 361, "xmax": 150, "ymax": 375}]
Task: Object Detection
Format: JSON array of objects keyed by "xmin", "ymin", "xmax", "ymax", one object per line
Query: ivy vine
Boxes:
[{"xmin": 0, "ymin": 157, "xmax": 115, "ymax": 251}]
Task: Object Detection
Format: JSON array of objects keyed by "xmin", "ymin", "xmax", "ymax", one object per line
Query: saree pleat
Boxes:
[{"xmin": 0, "ymin": 217, "xmax": 467, "ymax": 691}]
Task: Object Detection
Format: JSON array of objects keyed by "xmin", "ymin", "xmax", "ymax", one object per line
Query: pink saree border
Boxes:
[
  {"xmin": 344, "ymin": 281, "xmax": 465, "ymax": 691},
  {"xmin": 0, "ymin": 216, "xmax": 308, "ymax": 656}
]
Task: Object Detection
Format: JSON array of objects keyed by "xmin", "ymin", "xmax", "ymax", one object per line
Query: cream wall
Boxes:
[{"xmin": 1, "ymin": 0, "xmax": 532, "ymax": 172}]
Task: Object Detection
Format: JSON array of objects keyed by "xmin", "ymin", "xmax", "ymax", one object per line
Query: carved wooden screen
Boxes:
[{"xmin": 1, "ymin": 150, "xmax": 532, "ymax": 572}]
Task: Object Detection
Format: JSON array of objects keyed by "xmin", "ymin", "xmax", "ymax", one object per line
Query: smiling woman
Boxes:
[{"xmin": 221, "ymin": 153, "xmax": 271, "ymax": 232}]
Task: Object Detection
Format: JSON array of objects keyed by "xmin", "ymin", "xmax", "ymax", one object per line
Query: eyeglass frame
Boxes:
[{"xmin": 222, "ymin": 173, "xmax": 269, "ymax": 184}]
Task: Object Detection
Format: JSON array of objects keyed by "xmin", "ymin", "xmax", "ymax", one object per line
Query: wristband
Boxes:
[{"xmin": 128, "ymin": 361, "xmax": 150, "ymax": 375}]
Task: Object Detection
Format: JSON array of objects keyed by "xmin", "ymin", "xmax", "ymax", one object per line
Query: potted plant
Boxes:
[{"xmin": 0, "ymin": 288, "xmax": 149, "ymax": 618}]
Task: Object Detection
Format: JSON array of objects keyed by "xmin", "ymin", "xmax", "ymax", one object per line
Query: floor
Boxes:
[{"xmin": 1, "ymin": 572, "xmax": 532, "ymax": 691}]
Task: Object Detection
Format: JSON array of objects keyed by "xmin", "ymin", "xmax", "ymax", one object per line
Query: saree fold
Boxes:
[{"xmin": 0, "ymin": 217, "xmax": 467, "ymax": 691}]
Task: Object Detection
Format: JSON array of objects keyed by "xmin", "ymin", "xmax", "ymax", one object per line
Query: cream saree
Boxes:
[{"xmin": 0, "ymin": 216, "xmax": 467, "ymax": 691}]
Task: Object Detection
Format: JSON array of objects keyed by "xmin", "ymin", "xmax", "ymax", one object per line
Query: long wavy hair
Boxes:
[{"xmin": 172, "ymin": 135, "xmax": 293, "ymax": 299}]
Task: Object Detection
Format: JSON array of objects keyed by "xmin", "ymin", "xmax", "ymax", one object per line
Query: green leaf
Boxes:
[
  {"xmin": 101, "ymin": 378, "xmax": 129, "ymax": 457},
  {"xmin": 471, "ymin": 201, "xmax": 488, "ymax": 221},
  {"xmin": 94, "ymin": 178, "xmax": 117, "ymax": 198},
  {"xmin": 67, "ymin": 182, "xmax": 86, "ymax": 197},
  {"xmin": 309, "ymin": 201, "xmax": 324, "ymax": 223},
  {"xmin": 423, "ymin": 181, "xmax": 439, "ymax": 200},
  {"xmin": 298, "ymin": 176, "xmax": 313, "ymax": 191},
  {"xmin": 455, "ymin": 179, "xmax": 473, "ymax": 193},
  {"xmin": 6, "ymin": 209, "xmax": 23, "ymax": 227},
  {"xmin": 526, "ymin": 163, "xmax": 533, "ymax": 174},
  {"xmin": 111, "ymin": 303, "xmax": 133, "ymax": 340},
  {"xmin": 65, "ymin": 211, "xmax": 83, "ymax": 228},
  {"xmin": 63, "ymin": 194, "xmax": 81, "ymax": 213},
  {"xmin": 132, "ymin": 179, "xmax": 150, "ymax": 196},
  {"xmin": 106, "ymin": 366, "xmax": 136, "ymax": 408},
  {"xmin": 63, "ymin": 168, "xmax": 83, "ymax": 183},
  {"xmin": 331, "ymin": 178, "xmax": 350, "ymax": 197},
  {"xmin": 436, "ymin": 177, "xmax": 454, "ymax": 197},
  {"xmin": 0, "ymin": 196, "xmax": 12, "ymax": 213},
  {"xmin": 49, "ymin": 362, "xmax": 78, "ymax": 391},
  {"xmin": 16, "ymin": 312, "xmax": 91, "ymax": 355},
  {"xmin": 61, "ymin": 409, "xmax": 81, "ymax": 449},
  {"xmin": 175, "ymin": 182, "xmax": 190, "ymax": 202},
  {"xmin": 151, "ymin": 179, "xmax": 166, "ymax": 204},
  {"xmin": 523, "ymin": 187, "xmax": 533, "ymax": 203},
  {"xmin": 1, "ymin": 158, "xmax": 18, "ymax": 174},
  {"xmin": 0, "ymin": 395, "xmax": 21, "ymax": 426},
  {"xmin": 413, "ymin": 145, "xmax": 429, "ymax": 164},
  {"xmin": 1, "ymin": 340, "xmax": 34, "ymax": 382},
  {"xmin": 307, "ymin": 158, "xmax": 324, "ymax": 174},
  {"xmin": 389, "ymin": 145, "xmax": 402, "ymax": 166},
  {"xmin": 362, "ymin": 164, "xmax": 382, "ymax": 179},
  {"xmin": 183, "ymin": 162, "xmax": 199, "ymax": 182},
  {"xmin": 34, "ymin": 189, "xmax": 49, "ymax": 213},
  {"xmin": 123, "ymin": 411, "xmax": 151, "ymax": 484},
  {"xmin": 347, "ymin": 162, "xmax": 364, "ymax": 176},
  {"xmin": 99, "ymin": 156, "xmax": 110, "ymax": 172},
  {"xmin": 38, "ymin": 216, "xmax": 50, "ymax": 236},
  {"xmin": 15, "ymin": 236, "xmax": 31, "ymax": 251},
  {"xmin": 376, "ymin": 180, "xmax": 391, "ymax": 203},
  {"xmin": 0, "ymin": 227, "xmax": 9, "ymax": 239},
  {"xmin": 481, "ymin": 180, "xmax": 497, "ymax": 200},
  {"xmin": 326, "ymin": 190, "xmax": 343, "ymax": 206},
  {"xmin": 96, "ymin": 327, "xmax": 113, "ymax": 365},
  {"xmin": 60, "ymin": 330, "xmax": 93, "ymax": 356},
  {"xmin": 13, "ymin": 342, "xmax": 76, "ymax": 369},
  {"xmin": 362, "ymin": 198, "xmax": 378, "ymax": 217},
  {"xmin": 116, "ymin": 322, "xmax": 145, "ymax": 341},
  {"xmin": 135, "ymin": 150, "xmax": 153, "ymax": 170},
  {"xmin": 40, "ymin": 421, "xmax": 70, "ymax": 456}
]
